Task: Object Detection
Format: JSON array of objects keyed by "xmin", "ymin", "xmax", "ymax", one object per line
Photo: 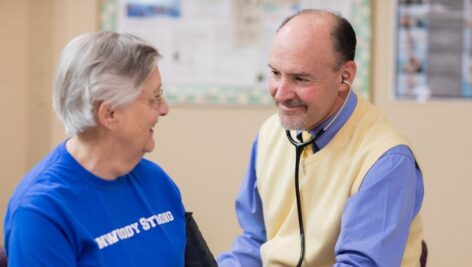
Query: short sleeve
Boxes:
[{"xmin": 6, "ymin": 207, "xmax": 76, "ymax": 267}]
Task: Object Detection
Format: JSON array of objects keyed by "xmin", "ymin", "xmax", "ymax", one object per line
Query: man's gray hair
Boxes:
[{"xmin": 52, "ymin": 31, "xmax": 161, "ymax": 136}]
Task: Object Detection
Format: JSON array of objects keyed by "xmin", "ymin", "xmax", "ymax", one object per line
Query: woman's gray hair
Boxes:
[{"xmin": 52, "ymin": 31, "xmax": 161, "ymax": 136}]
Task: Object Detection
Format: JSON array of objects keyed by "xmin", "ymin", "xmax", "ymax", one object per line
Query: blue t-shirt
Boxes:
[{"xmin": 4, "ymin": 141, "xmax": 186, "ymax": 267}]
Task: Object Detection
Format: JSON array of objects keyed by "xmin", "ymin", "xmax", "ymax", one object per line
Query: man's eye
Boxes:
[{"xmin": 271, "ymin": 71, "xmax": 281, "ymax": 79}]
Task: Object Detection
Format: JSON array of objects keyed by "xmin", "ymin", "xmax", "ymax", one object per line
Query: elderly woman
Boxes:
[{"xmin": 4, "ymin": 32, "xmax": 213, "ymax": 267}]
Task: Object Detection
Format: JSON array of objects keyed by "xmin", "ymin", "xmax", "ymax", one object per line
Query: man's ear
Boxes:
[
  {"xmin": 96, "ymin": 102, "xmax": 115, "ymax": 130},
  {"xmin": 340, "ymin": 60, "xmax": 357, "ymax": 89}
]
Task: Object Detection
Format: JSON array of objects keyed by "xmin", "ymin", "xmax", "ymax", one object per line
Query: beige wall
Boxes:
[
  {"xmin": 0, "ymin": 0, "xmax": 98, "ymax": 244},
  {"xmin": 1, "ymin": 1, "xmax": 471, "ymax": 266},
  {"xmin": 373, "ymin": 2, "xmax": 472, "ymax": 266},
  {"xmin": 0, "ymin": 0, "xmax": 29, "ymax": 241},
  {"xmin": 151, "ymin": 106, "xmax": 274, "ymax": 254}
]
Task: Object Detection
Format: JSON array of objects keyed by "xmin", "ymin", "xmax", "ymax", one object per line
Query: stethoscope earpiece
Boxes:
[{"xmin": 342, "ymin": 80, "xmax": 352, "ymax": 86}]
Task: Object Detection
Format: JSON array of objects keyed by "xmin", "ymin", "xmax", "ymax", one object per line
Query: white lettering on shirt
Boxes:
[{"xmin": 94, "ymin": 211, "xmax": 175, "ymax": 250}]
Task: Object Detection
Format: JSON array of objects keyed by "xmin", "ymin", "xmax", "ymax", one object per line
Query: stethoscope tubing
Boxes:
[
  {"xmin": 283, "ymin": 89, "xmax": 350, "ymax": 266},
  {"xmin": 285, "ymin": 130, "xmax": 321, "ymax": 267}
]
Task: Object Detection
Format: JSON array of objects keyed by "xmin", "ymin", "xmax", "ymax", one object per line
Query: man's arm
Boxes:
[
  {"xmin": 217, "ymin": 137, "xmax": 267, "ymax": 267},
  {"xmin": 334, "ymin": 145, "xmax": 424, "ymax": 267}
]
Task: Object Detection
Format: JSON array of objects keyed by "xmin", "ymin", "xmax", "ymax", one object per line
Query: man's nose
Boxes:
[{"xmin": 273, "ymin": 78, "xmax": 295, "ymax": 102}]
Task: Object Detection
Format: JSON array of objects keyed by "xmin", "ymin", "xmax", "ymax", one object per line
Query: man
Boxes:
[{"xmin": 218, "ymin": 9, "xmax": 424, "ymax": 267}]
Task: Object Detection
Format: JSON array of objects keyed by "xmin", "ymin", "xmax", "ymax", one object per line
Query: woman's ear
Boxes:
[{"xmin": 96, "ymin": 102, "xmax": 115, "ymax": 129}]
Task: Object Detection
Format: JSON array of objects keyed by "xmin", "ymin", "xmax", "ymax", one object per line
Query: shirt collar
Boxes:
[{"xmin": 296, "ymin": 91, "xmax": 357, "ymax": 151}]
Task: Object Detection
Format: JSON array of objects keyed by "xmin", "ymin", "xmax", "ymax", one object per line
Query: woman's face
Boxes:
[{"xmin": 112, "ymin": 67, "xmax": 169, "ymax": 156}]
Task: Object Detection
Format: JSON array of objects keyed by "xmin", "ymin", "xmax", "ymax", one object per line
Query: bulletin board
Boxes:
[
  {"xmin": 395, "ymin": 0, "xmax": 472, "ymax": 101},
  {"xmin": 101, "ymin": 0, "xmax": 372, "ymax": 105}
]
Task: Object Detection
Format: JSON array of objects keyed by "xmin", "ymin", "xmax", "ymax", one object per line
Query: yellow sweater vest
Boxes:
[{"xmin": 256, "ymin": 96, "xmax": 422, "ymax": 266}]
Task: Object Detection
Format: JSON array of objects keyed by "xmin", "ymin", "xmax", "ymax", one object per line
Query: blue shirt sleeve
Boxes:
[
  {"xmin": 217, "ymin": 137, "xmax": 266, "ymax": 267},
  {"xmin": 334, "ymin": 145, "xmax": 424, "ymax": 267},
  {"xmin": 7, "ymin": 207, "xmax": 76, "ymax": 267}
]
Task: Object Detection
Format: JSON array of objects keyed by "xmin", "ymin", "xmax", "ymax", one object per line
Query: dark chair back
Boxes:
[
  {"xmin": 0, "ymin": 247, "xmax": 7, "ymax": 267},
  {"xmin": 420, "ymin": 240, "xmax": 428, "ymax": 267}
]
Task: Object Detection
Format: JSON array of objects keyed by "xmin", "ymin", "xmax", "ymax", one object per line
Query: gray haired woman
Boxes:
[{"xmin": 4, "ymin": 31, "xmax": 215, "ymax": 267}]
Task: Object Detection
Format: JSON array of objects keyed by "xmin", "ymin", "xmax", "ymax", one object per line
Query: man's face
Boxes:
[{"xmin": 268, "ymin": 14, "xmax": 350, "ymax": 131}]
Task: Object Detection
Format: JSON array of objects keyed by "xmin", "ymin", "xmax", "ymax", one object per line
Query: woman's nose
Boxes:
[{"xmin": 159, "ymin": 97, "xmax": 169, "ymax": 116}]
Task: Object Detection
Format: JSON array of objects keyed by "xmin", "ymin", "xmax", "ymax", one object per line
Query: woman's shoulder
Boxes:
[
  {"xmin": 133, "ymin": 158, "xmax": 182, "ymax": 196},
  {"xmin": 134, "ymin": 158, "xmax": 175, "ymax": 182},
  {"xmin": 11, "ymin": 144, "xmax": 75, "ymax": 203}
]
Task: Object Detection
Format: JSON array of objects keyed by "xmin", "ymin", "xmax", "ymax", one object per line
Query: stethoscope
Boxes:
[{"xmin": 285, "ymin": 85, "xmax": 351, "ymax": 267}]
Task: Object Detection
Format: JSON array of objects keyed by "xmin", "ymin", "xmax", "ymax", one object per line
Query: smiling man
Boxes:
[{"xmin": 218, "ymin": 9, "xmax": 424, "ymax": 267}]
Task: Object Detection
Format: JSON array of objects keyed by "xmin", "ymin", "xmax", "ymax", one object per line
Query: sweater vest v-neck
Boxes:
[{"xmin": 256, "ymin": 96, "xmax": 422, "ymax": 267}]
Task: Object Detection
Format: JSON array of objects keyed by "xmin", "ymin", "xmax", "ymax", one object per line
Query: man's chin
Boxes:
[{"xmin": 278, "ymin": 113, "xmax": 306, "ymax": 130}]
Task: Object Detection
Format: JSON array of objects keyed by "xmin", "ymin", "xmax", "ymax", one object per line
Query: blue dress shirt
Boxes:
[{"xmin": 217, "ymin": 92, "xmax": 424, "ymax": 267}]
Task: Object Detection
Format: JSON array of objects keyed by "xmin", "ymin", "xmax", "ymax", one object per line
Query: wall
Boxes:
[
  {"xmin": 0, "ymin": 0, "xmax": 98, "ymax": 243},
  {"xmin": 372, "ymin": 2, "xmax": 472, "ymax": 266},
  {"xmin": 1, "ymin": 1, "xmax": 471, "ymax": 266},
  {"xmin": 0, "ymin": 0, "xmax": 29, "ymax": 240},
  {"xmin": 149, "ymin": 106, "xmax": 274, "ymax": 253}
]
